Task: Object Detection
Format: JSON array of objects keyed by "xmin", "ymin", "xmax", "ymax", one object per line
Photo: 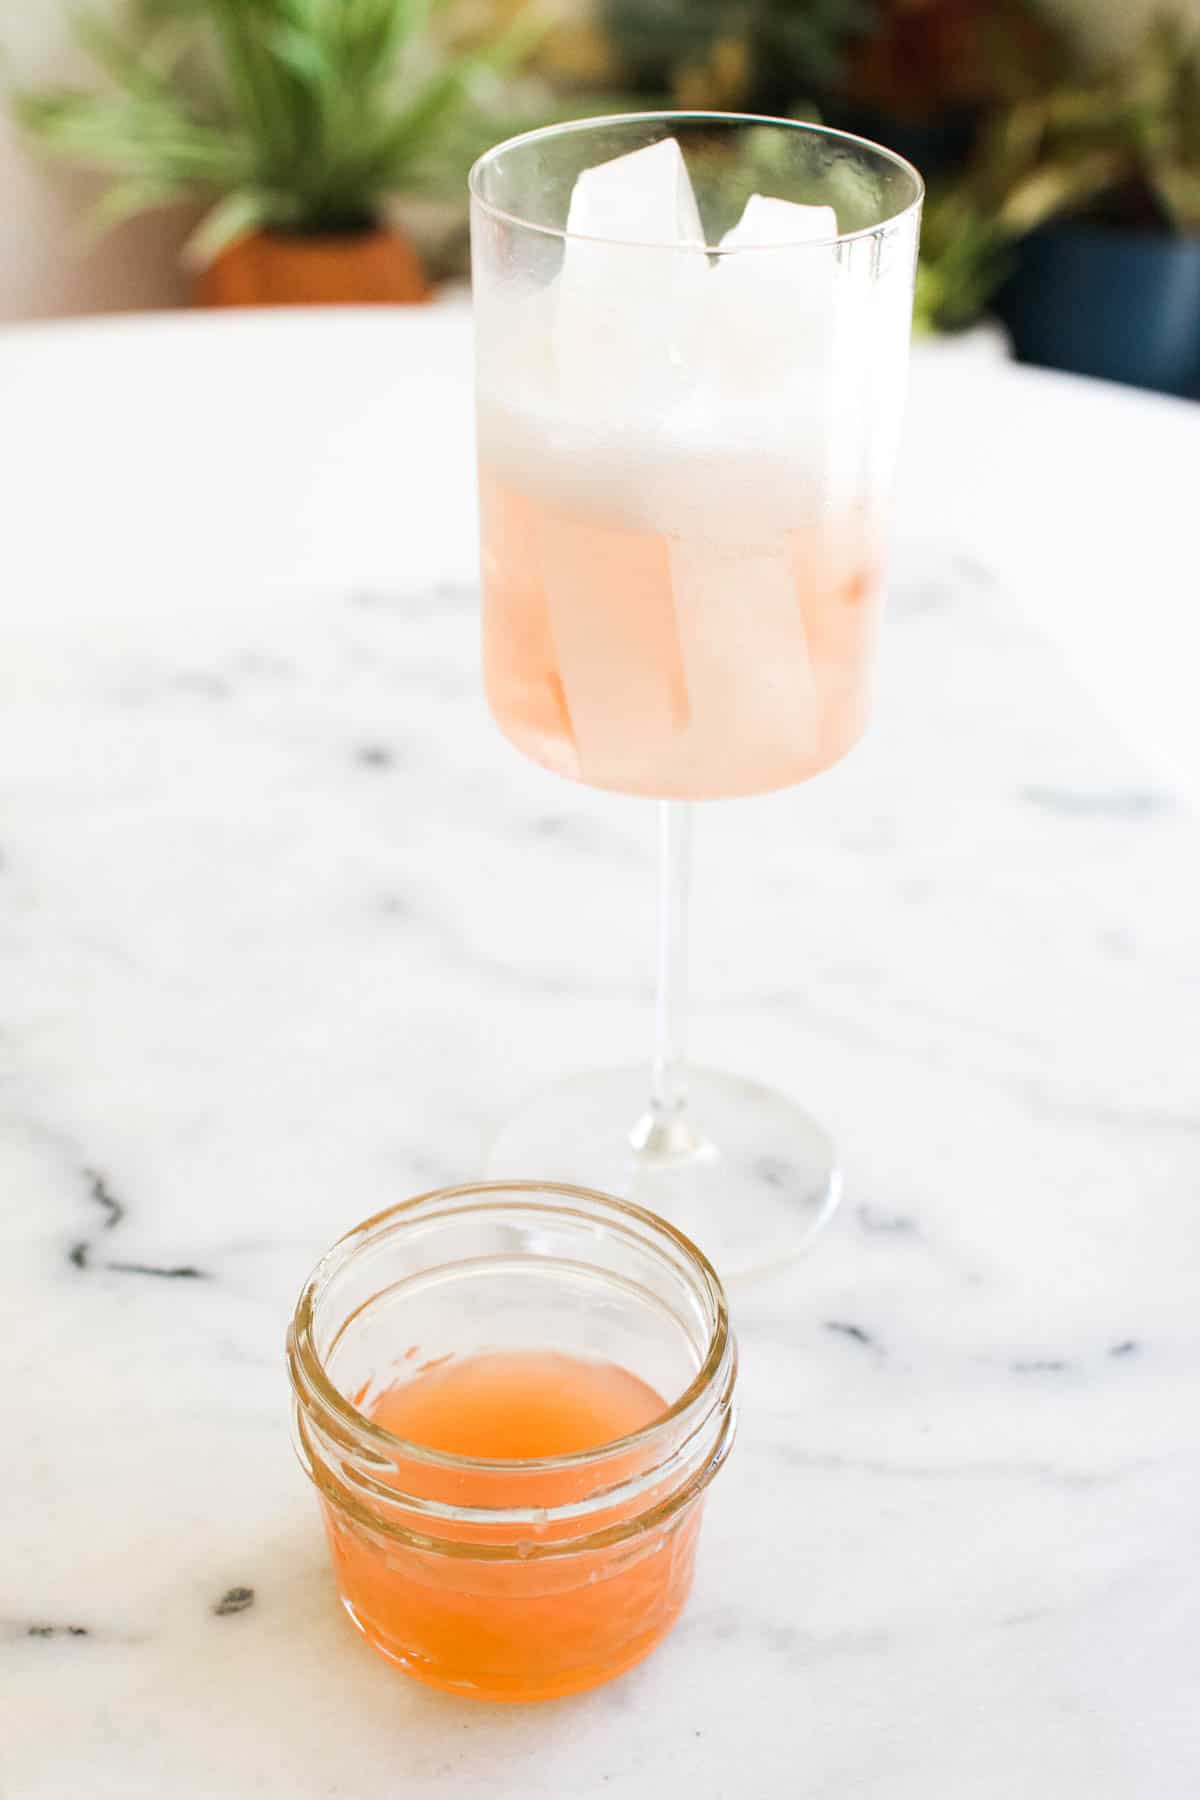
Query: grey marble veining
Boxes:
[{"xmin": 1, "ymin": 315, "xmax": 1198, "ymax": 1799}]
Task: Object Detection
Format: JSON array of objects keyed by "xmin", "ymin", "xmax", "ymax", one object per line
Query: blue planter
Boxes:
[{"xmin": 995, "ymin": 224, "xmax": 1200, "ymax": 397}]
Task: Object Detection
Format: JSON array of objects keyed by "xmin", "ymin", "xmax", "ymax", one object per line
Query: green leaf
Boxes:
[
  {"xmin": 996, "ymin": 150, "xmax": 1126, "ymax": 234},
  {"xmin": 17, "ymin": 85, "xmax": 234, "ymax": 181},
  {"xmin": 205, "ymin": 0, "xmax": 297, "ymax": 166},
  {"xmin": 87, "ymin": 176, "xmax": 186, "ymax": 234},
  {"xmin": 72, "ymin": 11, "xmax": 159, "ymax": 87},
  {"xmin": 1147, "ymin": 159, "xmax": 1200, "ymax": 233},
  {"xmin": 359, "ymin": 62, "xmax": 471, "ymax": 182},
  {"xmin": 182, "ymin": 186, "xmax": 273, "ymax": 265},
  {"xmin": 265, "ymin": 22, "xmax": 332, "ymax": 88}
]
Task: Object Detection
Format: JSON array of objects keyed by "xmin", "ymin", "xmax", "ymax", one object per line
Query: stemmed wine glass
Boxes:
[{"xmin": 469, "ymin": 115, "xmax": 922, "ymax": 1275}]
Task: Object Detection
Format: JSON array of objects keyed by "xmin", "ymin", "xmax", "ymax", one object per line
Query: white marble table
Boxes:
[{"xmin": 2, "ymin": 310, "xmax": 1198, "ymax": 1798}]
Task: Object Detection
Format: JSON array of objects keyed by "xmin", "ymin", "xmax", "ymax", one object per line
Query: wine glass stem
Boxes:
[{"xmin": 650, "ymin": 799, "xmax": 691, "ymax": 1127}]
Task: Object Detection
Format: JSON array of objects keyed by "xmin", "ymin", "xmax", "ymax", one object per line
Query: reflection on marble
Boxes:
[{"xmin": 2, "ymin": 441, "xmax": 1200, "ymax": 1797}]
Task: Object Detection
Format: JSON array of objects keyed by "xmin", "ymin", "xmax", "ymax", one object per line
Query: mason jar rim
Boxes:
[
  {"xmin": 468, "ymin": 111, "xmax": 925, "ymax": 255},
  {"xmin": 287, "ymin": 1179, "xmax": 731, "ymax": 1477}
]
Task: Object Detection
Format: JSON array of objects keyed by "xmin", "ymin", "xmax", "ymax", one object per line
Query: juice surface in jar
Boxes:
[
  {"xmin": 324, "ymin": 1350, "xmax": 705, "ymax": 1702},
  {"xmin": 372, "ymin": 1349, "xmax": 663, "ymax": 1456}
]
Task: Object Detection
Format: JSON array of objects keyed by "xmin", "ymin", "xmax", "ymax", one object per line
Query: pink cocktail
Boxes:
[
  {"xmin": 471, "ymin": 117, "xmax": 922, "ymax": 1272},
  {"xmin": 481, "ymin": 472, "xmax": 881, "ymax": 799}
]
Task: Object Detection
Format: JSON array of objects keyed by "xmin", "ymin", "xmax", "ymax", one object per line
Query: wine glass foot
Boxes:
[{"xmin": 486, "ymin": 1067, "xmax": 841, "ymax": 1280}]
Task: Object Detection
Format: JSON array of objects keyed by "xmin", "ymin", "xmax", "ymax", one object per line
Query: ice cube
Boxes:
[
  {"xmin": 537, "ymin": 499, "xmax": 689, "ymax": 788},
  {"xmin": 718, "ymin": 193, "xmax": 837, "ymax": 251},
  {"xmin": 479, "ymin": 475, "xmax": 580, "ymax": 782},
  {"xmin": 668, "ymin": 533, "xmax": 820, "ymax": 769},
  {"xmin": 565, "ymin": 137, "xmax": 705, "ymax": 248},
  {"xmin": 712, "ymin": 192, "xmax": 839, "ymax": 389},
  {"xmin": 554, "ymin": 139, "xmax": 709, "ymax": 422},
  {"xmin": 705, "ymin": 192, "xmax": 853, "ymax": 512}
]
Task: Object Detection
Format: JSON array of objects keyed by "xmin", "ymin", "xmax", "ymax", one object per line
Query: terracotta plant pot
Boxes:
[{"xmin": 195, "ymin": 224, "xmax": 431, "ymax": 308}]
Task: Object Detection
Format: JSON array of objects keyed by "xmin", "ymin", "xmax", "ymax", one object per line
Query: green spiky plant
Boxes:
[{"xmin": 14, "ymin": 0, "xmax": 537, "ymax": 264}]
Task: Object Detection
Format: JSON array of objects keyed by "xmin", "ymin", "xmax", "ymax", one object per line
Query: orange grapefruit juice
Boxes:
[{"xmin": 323, "ymin": 1351, "xmax": 704, "ymax": 1701}]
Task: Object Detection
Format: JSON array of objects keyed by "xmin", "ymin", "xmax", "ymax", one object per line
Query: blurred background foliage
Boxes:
[
  {"xmin": 13, "ymin": 0, "xmax": 1200, "ymax": 341},
  {"xmin": 542, "ymin": 0, "xmax": 1200, "ymax": 333},
  {"xmin": 13, "ymin": 0, "xmax": 602, "ymax": 267},
  {"xmin": 592, "ymin": 0, "xmax": 877, "ymax": 110}
]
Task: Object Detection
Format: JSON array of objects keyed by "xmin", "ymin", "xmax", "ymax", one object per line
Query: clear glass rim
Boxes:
[
  {"xmin": 287, "ymin": 1179, "xmax": 731, "ymax": 1476},
  {"xmin": 468, "ymin": 110, "xmax": 925, "ymax": 254}
]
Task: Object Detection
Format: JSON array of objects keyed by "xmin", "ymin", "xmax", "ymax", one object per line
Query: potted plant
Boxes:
[
  {"xmin": 15, "ymin": 0, "xmax": 532, "ymax": 307},
  {"xmin": 987, "ymin": 17, "xmax": 1200, "ymax": 395}
]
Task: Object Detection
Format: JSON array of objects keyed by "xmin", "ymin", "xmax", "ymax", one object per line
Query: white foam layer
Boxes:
[
  {"xmin": 477, "ymin": 376, "xmax": 838, "ymax": 537},
  {"xmin": 476, "ymin": 151, "xmax": 913, "ymax": 536}
]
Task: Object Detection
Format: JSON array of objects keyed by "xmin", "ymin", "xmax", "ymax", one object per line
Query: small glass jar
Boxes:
[{"xmin": 287, "ymin": 1181, "xmax": 737, "ymax": 1702}]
